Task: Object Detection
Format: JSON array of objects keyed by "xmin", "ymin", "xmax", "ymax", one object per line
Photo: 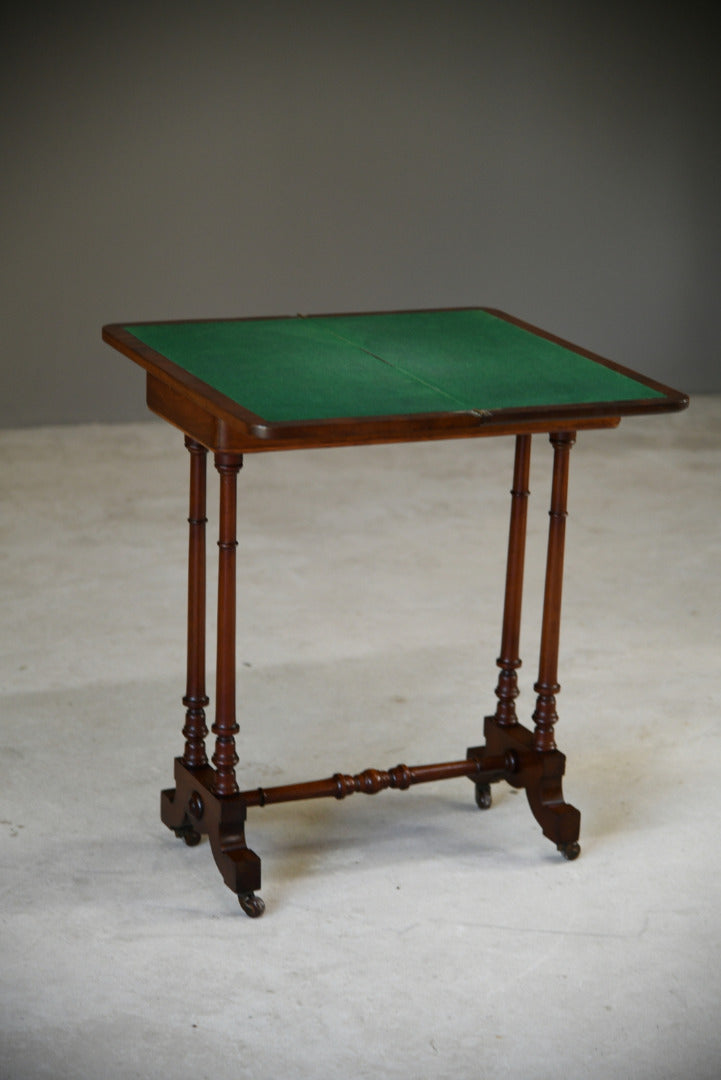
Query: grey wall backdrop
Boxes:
[{"xmin": 2, "ymin": 1, "xmax": 719, "ymax": 428}]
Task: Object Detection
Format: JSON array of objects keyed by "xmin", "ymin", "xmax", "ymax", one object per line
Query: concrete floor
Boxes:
[{"xmin": 1, "ymin": 398, "xmax": 720, "ymax": 1080}]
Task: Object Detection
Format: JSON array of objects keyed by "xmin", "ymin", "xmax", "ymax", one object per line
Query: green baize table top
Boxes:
[{"xmin": 122, "ymin": 308, "xmax": 671, "ymax": 426}]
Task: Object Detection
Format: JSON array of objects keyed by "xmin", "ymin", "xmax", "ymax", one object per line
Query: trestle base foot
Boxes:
[
  {"xmin": 468, "ymin": 715, "xmax": 581, "ymax": 858},
  {"xmin": 161, "ymin": 758, "xmax": 262, "ymax": 909}
]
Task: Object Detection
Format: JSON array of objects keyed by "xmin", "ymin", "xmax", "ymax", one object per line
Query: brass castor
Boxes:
[
  {"xmin": 174, "ymin": 826, "xmax": 202, "ymax": 847},
  {"xmin": 238, "ymin": 891, "xmax": 266, "ymax": 918},
  {"xmin": 475, "ymin": 782, "xmax": 492, "ymax": 810},
  {"xmin": 558, "ymin": 841, "xmax": 581, "ymax": 861}
]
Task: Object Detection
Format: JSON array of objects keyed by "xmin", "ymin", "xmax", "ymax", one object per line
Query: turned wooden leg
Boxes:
[
  {"xmin": 210, "ymin": 452, "xmax": 263, "ymax": 911},
  {"xmin": 494, "ymin": 434, "xmax": 532, "ymax": 727},
  {"xmin": 162, "ymin": 448, "xmax": 263, "ymax": 912},
  {"xmin": 181, "ymin": 437, "xmax": 209, "ymax": 770},
  {"xmin": 468, "ymin": 432, "xmax": 580, "ymax": 858},
  {"xmin": 532, "ymin": 431, "xmax": 575, "ymax": 753},
  {"xmin": 162, "ymin": 438, "xmax": 209, "ymax": 847},
  {"xmin": 213, "ymin": 453, "xmax": 242, "ymax": 797},
  {"xmin": 471, "ymin": 435, "xmax": 532, "ymax": 811},
  {"xmin": 526, "ymin": 430, "xmax": 580, "ymax": 858}
]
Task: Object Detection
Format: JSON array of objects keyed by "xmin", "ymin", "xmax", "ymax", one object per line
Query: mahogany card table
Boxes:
[{"xmin": 103, "ymin": 308, "xmax": 687, "ymax": 917}]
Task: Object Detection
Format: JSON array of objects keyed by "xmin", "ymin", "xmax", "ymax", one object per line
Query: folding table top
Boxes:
[{"xmin": 103, "ymin": 308, "xmax": 688, "ymax": 451}]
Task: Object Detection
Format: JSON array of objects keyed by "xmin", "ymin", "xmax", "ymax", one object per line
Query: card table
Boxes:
[{"xmin": 103, "ymin": 308, "xmax": 687, "ymax": 916}]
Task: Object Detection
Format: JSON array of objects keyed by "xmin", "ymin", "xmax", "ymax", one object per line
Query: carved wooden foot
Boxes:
[
  {"xmin": 161, "ymin": 759, "xmax": 263, "ymax": 911},
  {"xmin": 161, "ymin": 770, "xmax": 208, "ymax": 846},
  {"xmin": 521, "ymin": 741, "xmax": 581, "ymax": 856},
  {"xmin": 468, "ymin": 716, "xmax": 581, "ymax": 858}
]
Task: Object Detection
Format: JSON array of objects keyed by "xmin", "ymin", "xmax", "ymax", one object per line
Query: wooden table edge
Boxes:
[{"xmin": 103, "ymin": 316, "xmax": 688, "ymax": 454}]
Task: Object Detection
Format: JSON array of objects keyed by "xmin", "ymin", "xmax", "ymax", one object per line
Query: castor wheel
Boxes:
[
  {"xmin": 174, "ymin": 826, "xmax": 201, "ymax": 847},
  {"xmin": 238, "ymin": 891, "xmax": 266, "ymax": 918},
  {"xmin": 475, "ymin": 782, "xmax": 493, "ymax": 810},
  {"xmin": 558, "ymin": 841, "xmax": 581, "ymax": 861}
]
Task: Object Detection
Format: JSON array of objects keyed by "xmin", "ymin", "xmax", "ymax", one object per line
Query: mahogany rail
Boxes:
[{"xmin": 237, "ymin": 755, "xmax": 510, "ymax": 808}]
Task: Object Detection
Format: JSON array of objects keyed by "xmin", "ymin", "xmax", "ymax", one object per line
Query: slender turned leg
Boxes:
[
  {"xmin": 213, "ymin": 453, "xmax": 242, "ymax": 797},
  {"xmin": 161, "ymin": 438, "xmax": 210, "ymax": 847},
  {"xmin": 162, "ymin": 447, "xmax": 263, "ymax": 915},
  {"xmin": 181, "ymin": 437, "xmax": 209, "ymax": 770},
  {"xmin": 210, "ymin": 452, "xmax": 263, "ymax": 915},
  {"xmin": 472, "ymin": 435, "xmax": 532, "ymax": 810},
  {"xmin": 468, "ymin": 431, "xmax": 580, "ymax": 858},
  {"xmin": 532, "ymin": 431, "xmax": 575, "ymax": 753},
  {"xmin": 522, "ymin": 430, "xmax": 580, "ymax": 859},
  {"xmin": 494, "ymin": 434, "xmax": 532, "ymax": 727}
]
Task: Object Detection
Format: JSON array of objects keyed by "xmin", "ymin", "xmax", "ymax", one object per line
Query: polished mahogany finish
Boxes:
[
  {"xmin": 161, "ymin": 758, "xmax": 262, "ymax": 914},
  {"xmin": 180, "ymin": 437, "xmax": 209, "ymax": 770},
  {"xmin": 237, "ymin": 757, "xmax": 507, "ymax": 808},
  {"xmin": 103, "ymin": 308, "xmax": 688, "ymax": 915},
  {"xmin": 212, "ymin": 453, "xmax": 243, "ymax": 798},
  {"xmin": 163, "ymin": 430, "xmax": 585, "ymax": 910},
  {"xmin": 533, "ymin": 431, "xmax": 576, "ymax": 753},
  {"xmin": 468, "ymin": 430, "xmax": 581, "ymax": 859},
  {"xmin": 493, "ymin": 434, "xmax": 531, "ymax": 728},
  {"xmin": 103, "ymin": 307, "xmax": 687, "ymax": 454}
]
